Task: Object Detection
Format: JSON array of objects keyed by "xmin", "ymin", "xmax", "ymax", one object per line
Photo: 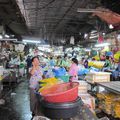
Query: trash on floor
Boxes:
[
  {"xmin": 0, "ymin": 99, "xmax": 5, "ymax": 105},
  {"xmin": 33, "ymin": 116, "xmax": 50, "ymax": 120},
  {"xmin": 11, "ymin": 92, "xmax": 16, "ymax": 96}
]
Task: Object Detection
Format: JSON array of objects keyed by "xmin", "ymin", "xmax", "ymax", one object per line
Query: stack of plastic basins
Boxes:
[{"xmin": 40, "ymin": 82, "xmax": 81, "ymax": 119}]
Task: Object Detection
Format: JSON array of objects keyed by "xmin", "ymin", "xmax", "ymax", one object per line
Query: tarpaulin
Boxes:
[{"xmin": 93, "ymin": 8, "xmax": 120, "ymax": 26}]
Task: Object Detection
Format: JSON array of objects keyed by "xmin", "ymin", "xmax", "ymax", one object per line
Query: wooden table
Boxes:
[{"xmin": 96, "ymin": 81, "xmax": 120, "ymax": 94}]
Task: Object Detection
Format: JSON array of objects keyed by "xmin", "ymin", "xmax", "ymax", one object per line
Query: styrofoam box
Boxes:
[{"xmin": 85, "ymin": 72, "xmax": 111, "ymax": 83}]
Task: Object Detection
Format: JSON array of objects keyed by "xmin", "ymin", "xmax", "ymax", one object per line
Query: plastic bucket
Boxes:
[{"xmin": 41, "ymin": 82, "xmax": 79, "ymax": 103}]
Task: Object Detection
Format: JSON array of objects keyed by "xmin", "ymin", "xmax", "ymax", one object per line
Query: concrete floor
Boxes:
[{"xmin": 0, "ymin": 80, "xmax": 32, "ymax": 120}]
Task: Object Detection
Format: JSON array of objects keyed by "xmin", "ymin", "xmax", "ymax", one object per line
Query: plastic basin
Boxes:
[
  {"xmin": 40, "ymin": 82, "xmax": 79, "ymax": 103},
  {"xmin": 41, "ymin": 97, "xmax": 82, "ymax": 119}
]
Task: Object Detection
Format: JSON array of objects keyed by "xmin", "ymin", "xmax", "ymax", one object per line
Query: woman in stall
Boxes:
[
  {"xmin": 56, "ymin": 56, "xmax": 63, "ymax": 67},
  {"xmin": 29, "ymin": 56, "xmax": 44, "ymax": 117},
  {"xmin": 103, "ymin": 56, "xmax": 112, "ymax": 72},
  {"xmin": 112, "ymin": 57, "xmax": 120, "ymax": 80},
  {"xmin": 69, "ymin": 58, "xmax": 79, "ymax": 81}
]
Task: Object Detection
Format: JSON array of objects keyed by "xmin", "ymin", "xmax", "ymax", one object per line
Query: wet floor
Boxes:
[{"xmin": 0, "ymin": 79, "xmax": 32, "ymax": 120}]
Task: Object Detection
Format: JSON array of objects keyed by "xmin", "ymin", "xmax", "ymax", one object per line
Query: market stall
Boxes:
[
  {"xmin": 96, "ymin": 81, "xmax": 120, "ymax": 118},
  {"xmin": 36, "ymin": 78, "xmax": 99, "ymax": 120},
  {"xmin": 97, "ymin": 81, "xmax": 120, "ymax": 95}
]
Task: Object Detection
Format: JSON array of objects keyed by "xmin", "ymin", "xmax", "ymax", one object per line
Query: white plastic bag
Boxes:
[{"xmin": 33, "ymin": 116, "xmax": 50, "ymax": 120}]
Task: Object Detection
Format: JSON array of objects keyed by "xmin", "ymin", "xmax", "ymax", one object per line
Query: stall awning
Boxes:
[{"xmin": 93, "ymin": 8, "xmax": 120, "ymax": 26}]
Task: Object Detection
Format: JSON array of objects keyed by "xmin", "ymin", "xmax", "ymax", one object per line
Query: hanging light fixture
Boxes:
[
  {"xmin": 70, "ymin": 36, "xmax": 75, "ymax": 45},
  {"xmin": 0, "ymin": 38, "xmax": 17, "ymax": 41},
  {"xmin": 95, "ymin": 43, "xmax": 110, "ymax": 47},
  {"xmin": 0, "ymin": 35, "xmax": 3, "ymax": 39},
  {"xmin": 22, "ymin": 39, "xmax": 41, "ymax": 44},
  {"xmin": 109, "ymin": 24, "xmax": 114, "ymax": 29}
]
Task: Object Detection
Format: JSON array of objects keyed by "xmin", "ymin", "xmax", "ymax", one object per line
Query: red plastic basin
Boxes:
[{"xmin": 41, "ymin": 82, "xmax": 79, "ymax": 103}]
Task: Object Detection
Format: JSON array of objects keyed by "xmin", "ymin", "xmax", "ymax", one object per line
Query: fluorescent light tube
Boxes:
[
  {"xmin": 0, "ymin": 35, "xmax": 3, "ymax": 39},
  {"xmin": 95, "ymin": 43, "xmax": 110, "ymax": 47},
  {"xmin": 90, "ymin": 35, "xmax": 98, "ymax": 39},
  {"xmin": 5, "ymin": 34, "xmax": 10, "ymax": 38},
  {"xmin": 23, "ymin": 39, "xmax": 41, "ymax": 44},
  {"xmin": 109, "ymin": 24, "xmax": 114, "ymax": 29},
  {"xmin": 0, "ymin": 38, "xmax": 17, "ymax": 41}
]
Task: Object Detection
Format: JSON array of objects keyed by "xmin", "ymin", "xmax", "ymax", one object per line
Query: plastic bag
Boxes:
[
  {"xmin": 56, "ymin": 75, "xmax": 70, "ymax": 82},
  {"xmin": 106, "ymin": 51, "xmax": 113, "ymax": 56},
  {"xmin": 53, "ymin": 67, "xmax": 66, "ymax": 77},
  {"xmin": 90, "ymin": 67, "xmax": 99, "ymax": 72},
  {"xmin": 114, "ymin": 52, "xmax": 120, "ymax": 63},
  {"xmin": 38, "ymin": 77, "xmax": 59, "ymax": 93},
  {"xmin": 78, "ymin": 69, "xmax": 89, "ymax": 75},
  {"xmin": 19, "ymin": 63, "xmax": 25, "ymax": 68},
  {"xmin": 45, "ymin": 70, "xmax": 54, "ymax": 78}
]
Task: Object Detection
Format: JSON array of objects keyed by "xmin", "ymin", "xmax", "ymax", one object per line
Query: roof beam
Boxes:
[{"xmin": 53, "ymin": 0, "xmax": 77, "ymax": 30}]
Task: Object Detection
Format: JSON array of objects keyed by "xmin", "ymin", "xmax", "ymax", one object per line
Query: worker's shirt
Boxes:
[
  {"xmin": 69, "ymin": 63, "xmax": 79, "ymax": 81},
  {"xmin": 29, "ymin": 67, "xmax": 43, "ymax": 89}
]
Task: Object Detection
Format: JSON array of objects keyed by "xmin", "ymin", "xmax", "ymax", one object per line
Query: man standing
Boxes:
[{"xmin": 26, "ymin": 56, "xmax": 32, "ymax": 78}]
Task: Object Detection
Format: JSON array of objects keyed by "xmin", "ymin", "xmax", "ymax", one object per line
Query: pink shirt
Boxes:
[{"xmin": 69, "ymin": 63, "xmax": 79, "ymax": 81}]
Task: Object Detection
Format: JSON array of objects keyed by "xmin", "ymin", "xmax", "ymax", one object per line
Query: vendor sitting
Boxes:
[
  {"xmin": 5, "ymin": 60, "xmax": 10, "ymax": 69},
  {"xmin": 103, "ymin": 56, "xmax": 112, "ymax": 72},
  {"xmin": 112, "ymin": 59, "xmax": 120, "ymax": 80}
]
